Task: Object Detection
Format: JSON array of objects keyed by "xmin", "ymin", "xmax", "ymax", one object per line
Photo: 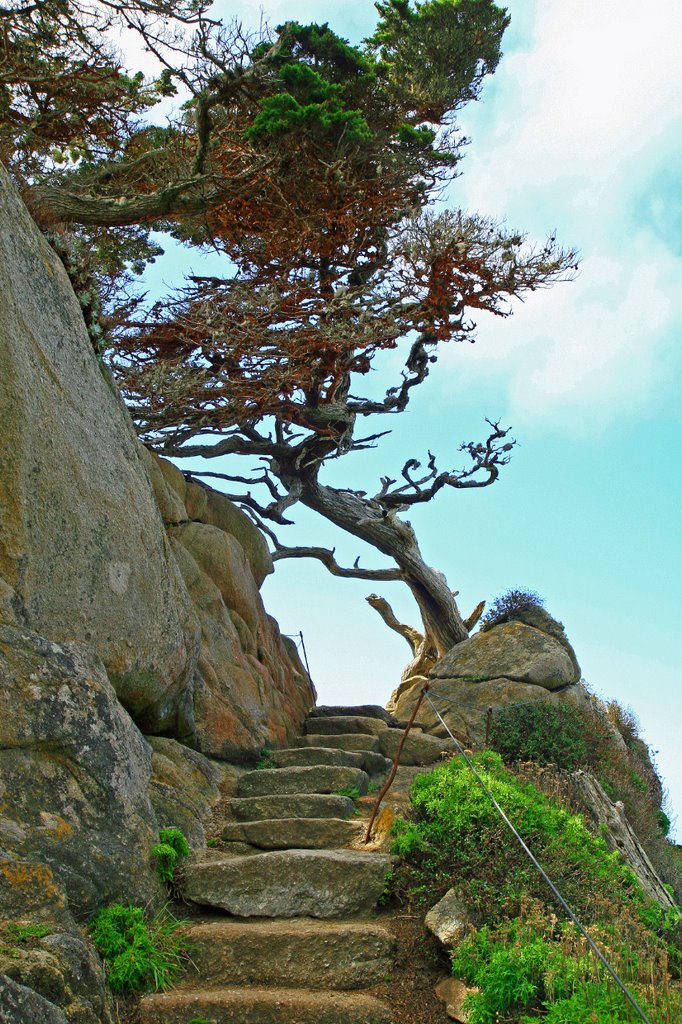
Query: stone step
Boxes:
[
  {"xmin": 271, "ymin": 746, "xmax": 392, "ymax": 776},
  {"xmin": 229, "ymin": 794, "xmax": 356, "ymax": 822},
  {"xmin": 176, "ymin": 918, "xmax": 396, "ymax": 990},
  {"xmin": 296, "ymin": 733, "xmax": 381, "ymax": 753},
  {"xmin": 141, "ymin": 987, "xmax": 392, "ymax": 1024},
  {"xmin": 305, "ymin": 715, "xmax": 389, "ymax": 737},
  {"xmin": 222, "ymin": 817, "xmax": 362, "ymax": 850},
  {"xmin": 238, "ymin": 765, "xmax": 369, "ymax": 799},
  {"xmin": 270, "ymin": 746, "xmax": 366, "ymax": 770},
  {"xmin": 308, "ymin": 704, "xmax": 397, "ymax": 725},
  {"xmin": 182, "ymin": 849, "xmax": 393, "ymax": 918},
  {"xmin": 378, "ymin": 728, "xmax": 457, "ymax": 766}
]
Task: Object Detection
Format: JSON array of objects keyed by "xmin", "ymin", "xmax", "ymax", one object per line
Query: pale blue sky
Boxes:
[{"xmin": 138, "ymin": 0, "xmax": 682, "ymax": 836}]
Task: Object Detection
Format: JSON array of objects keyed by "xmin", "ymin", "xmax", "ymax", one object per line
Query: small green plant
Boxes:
[
  {"xmin": 90, "ymin": 904, "xmax": 189, "ymax": 993},
  {"xmin": 256, "ymin": 747, "xmax": 276, "ymax": 769},
  {"xmin": 152, "ymin": 827, "xmax": 190, "ymax": 883},
  {"xmin": 335, "ymin": 786, "xmax": 362, "ymax": 800},
  {"xmin": 480, "ymin": 588, "xmax": 544, "ymax": 631},
  {"xmin": 206, "ymin": 837, "xmax": 219, "ymax": 848}
]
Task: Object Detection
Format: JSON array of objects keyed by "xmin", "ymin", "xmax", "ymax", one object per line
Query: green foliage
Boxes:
[
  {"xmin": 391, "ymin": 753, "xmax": 682, "ymax": 1022},
  {"xmin": 490, "ymin": 702, "xmax": 589, "ymax": 770},
  {"xmin": 657, "ymin": 810, "xmax": 672, "ymax": 837},
  {"xmin": 397, "ymin": 123, "xmax": 437, "ymax": 147},
  {"xmin": 90, "ymin": 904, "xmax": 189, "ymax": 993},
  {"xmin": 256, "ymin": 747, "xmax": 276, "ymax": 769},
  {"xmin": 152, "ymin": 827, "xmax": 189, "ymax": 882},
  {"xmin": 4, "ymin": 923, "xmax": 52, "ymax": 942},
  {"xmin": 452, "ymin": 921, "xmax": 680, "ymax": 1024},
  {"xmin": 391, "ymin": 752, "xmax": 666, "ymax": 923},
  {"xmin": 335, "ymin": 786, "xmax": 363, "ymax": 800},
  {"xmin": 151, "ymin": 843, "xmax": 177, "ymax": 883},
  {"xmin": 369, "ymin": 0, "xmax": 509, "ymax": 118},
  {"xmin": 159, "ymin": 827, "xmax": 190, "ymax": 858},
  {"xmin": 245, "ymin": 60, "xmax": 372, "ymax": 145},
  {"xmin": 480, "ymin": 587, "xmax": 544, "ymax": 630}
]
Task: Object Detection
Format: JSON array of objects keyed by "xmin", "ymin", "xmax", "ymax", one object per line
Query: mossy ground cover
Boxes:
[{"xmin": 390, "ymin": 752, "xmax": 682, "ymax": 1023}]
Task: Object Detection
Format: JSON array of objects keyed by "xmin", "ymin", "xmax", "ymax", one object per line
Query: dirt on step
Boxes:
[{"xmin": 369, "ymin": 911, "xmax": 453, "ymax": 1024}]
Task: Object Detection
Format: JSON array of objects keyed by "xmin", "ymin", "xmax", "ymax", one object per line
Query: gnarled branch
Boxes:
[{"xmin": 272, "ymin": 546, "xmax": 403, "ymax": 582}]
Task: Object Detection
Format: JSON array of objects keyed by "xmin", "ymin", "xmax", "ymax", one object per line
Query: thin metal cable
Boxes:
[{"xmin": 424, "ymin": 691, "xmax": 653, "ymax": 1024}]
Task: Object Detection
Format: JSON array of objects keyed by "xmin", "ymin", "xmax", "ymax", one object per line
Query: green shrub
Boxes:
[
  {"xmin": 390, "ymin": 752, "xmax": 682, "ymax": 1022},
  {"xmin": 152, "ymin": 827, "xmax": 190, "ymax": 883},
  {"xmin": 390, "ymin": 752, "xmax": 667, "ymax": 925},
  {"xmin": 490, "ymin": 702, "xmax": 589, "ymax": 770},
  {"xmin": 90, "ymin": 904, "xmax": 188, "ymax": 993},
  {"xmin": 480, "ymin": 588, "xmax": 544, "ymax": 631}
]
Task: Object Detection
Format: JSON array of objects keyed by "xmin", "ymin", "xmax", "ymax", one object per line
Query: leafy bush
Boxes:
[
  {"xmin": 490, "ymin": 702, "xmax": 589, "ymax": 770},
  {"xmin": 90, "ymin": 904, "xmax": 188, "ymax": 993},
  {"xmin": 479, "ymin": 588, "xmax": 544, "ymax": 631},
  {"xmin": 152, "ymin": 827, "xmax": 190, "ymax": 883}
]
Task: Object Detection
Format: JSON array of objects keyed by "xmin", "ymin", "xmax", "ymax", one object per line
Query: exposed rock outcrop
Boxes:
[
  {"xmin": 0, "ymin": 625, "xmax": 162, "ymax": 917},
  {"xmin": 148, "ymin": 736, "xmax": 240, "ymax": 847},
  {"xmin": 0, "ymin": 164, "xmax": 200, "ymax": 735},
  {"xmin": 389, "ymin": 609, "xmax": 583, "ymax": 744},
  {"xmin": 147, "ymin": 460, "xmax": 315, "ymax": 759}
]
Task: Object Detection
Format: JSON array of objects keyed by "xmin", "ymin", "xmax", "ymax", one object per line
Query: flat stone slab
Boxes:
[
  {"xmin": 177, "ymin": 918, "xmax": 396, "ymax": 990},
  {"xmin": 296, "ymin": 733, "xmax": 381, "ymax": 753},
  {"xmin": 306, "ymin": 715, "xmax": 389, "ymax": 737},
  {"xmin": 308, "ymin": 705, "xmax": 397, "ymax": 725},
  {"xmin": 271, "ymin": 747, "xmax": 391, "ymax": 776},
  {"xmin": 222, "ymin": 817, "xmax": 363, "ymax": 850},
  {"xmin": 182, "ymin": 849, "xmax": 393, "ymax": 918},
  {"xmin": 271, "ymin": 747, "xmax": 365, "ymax": 770},
  {"xmin": 238, "ymin": 765, "xmax": 369, "ymax": 798},
  {"xmin": 229, "ymin": 794, "xmax": 356, "ymax": 822},
  {"xmin": 141, "ymin": 987, "xmax": 392, "ymax": 1024},
  {"xmin": 378, "ymin": 728, "xmax": 457, "ymax": 766}
]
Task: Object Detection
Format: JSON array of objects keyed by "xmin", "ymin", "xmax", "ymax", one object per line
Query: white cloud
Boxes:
[{"xmin": 446, "ymin": 0, "xmax": 682, "ymax": 430}]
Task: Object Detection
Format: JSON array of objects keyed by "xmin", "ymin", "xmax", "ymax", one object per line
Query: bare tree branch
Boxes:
[
  {"xmin": 365, "ymin": 594, "xmax": 424, "ymax": 655},
  {"xmin": 272, "ymin": 546, "xmax": 403, "ymax": 582}
]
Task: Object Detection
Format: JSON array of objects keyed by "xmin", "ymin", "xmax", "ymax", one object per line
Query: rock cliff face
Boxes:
[
  {"xmin": 0, "ymin": 163, "xmax": 314, "ymax": 756},
  {"xmin": 0, "ymin": 164, "xmax": 315, "ymax": 1022},
  {"xmin": 143, "ymin": 456, "xmax": 315, "ymax": 759}
]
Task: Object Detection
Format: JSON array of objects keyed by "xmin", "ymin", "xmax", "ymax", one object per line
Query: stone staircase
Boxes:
[{"xmin": 140, "ymin": 704, "xmax": 451, "ymax": 1024}]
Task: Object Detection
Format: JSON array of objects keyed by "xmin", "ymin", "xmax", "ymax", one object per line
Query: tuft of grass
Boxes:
[{"xmin": 90, "ymin": 903, "xmax": 189, "ymax": 993}]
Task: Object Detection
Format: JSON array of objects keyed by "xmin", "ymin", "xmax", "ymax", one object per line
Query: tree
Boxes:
[{"xmin": 2, "ymin": 0, "xmax": 578, "ymax": 676}]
